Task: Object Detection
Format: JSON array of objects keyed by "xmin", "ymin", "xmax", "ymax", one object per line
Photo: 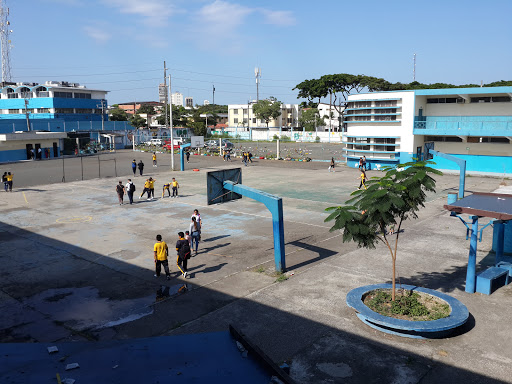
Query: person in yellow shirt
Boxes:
[
  {"xmin": 154, "ymin": 234, "xmax": 170, "ymax": 280},
  {"xmin": 148, "ymin": 177, "xmax": 156, "ymax": 199},
  {"xmin": 171, "ymin": 177, "xmax": 179, "ymax": 198},
  {"xmin": 6, "ymin": 172, "xmax": 13, "ymax": 192},
  {"xmin": 140, "ymin": 179, "xmax": 150, "ymax": 199},
  {"xmin": 358, "ymin": 170, "xmax": 367, "ymax": 190},
  {"xmin": 162, "ymin": 181, "xmax": 171, "ymax": 198},
  {"xmin": 152, "ymin": 152, "xmax": 157, "ymax": 167}
]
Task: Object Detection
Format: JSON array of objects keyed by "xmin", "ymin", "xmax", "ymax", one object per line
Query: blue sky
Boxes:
[{"xmin": 9, "ymin": 0, "xmax": 512, "ymax": 105}]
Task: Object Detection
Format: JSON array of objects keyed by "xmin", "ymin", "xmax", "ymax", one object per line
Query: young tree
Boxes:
[
  {"xmin": 129, "ymin": 114, "xmax": 147, "ymax": 129},
  {"xmin": 252, "ymin": 97, "xmax": 282, "ymax": 128},
  {"xmin": 298, "ymin": 108, "xmax": 325, "ymax": 131},
  {"xmin": 325, "ymin": 161, "xmax": 442, "ymax": 301}
]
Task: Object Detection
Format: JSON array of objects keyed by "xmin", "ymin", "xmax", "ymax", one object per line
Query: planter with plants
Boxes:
[{"xmin": 325, "ymin": 161, "xmax": 469, "ymax": 338}]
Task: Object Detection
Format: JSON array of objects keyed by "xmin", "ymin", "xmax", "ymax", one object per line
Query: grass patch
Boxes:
[
  {"xmin": 364, "ymin": 289, "xmax": 450, "ymax": 321},
  {"xmin": 275, "ymin": 272, "xmax": 289, "ymax": 283},
  {"xmin": 255, "ymin": 267, "xmax": 265, "ymax": 273}
]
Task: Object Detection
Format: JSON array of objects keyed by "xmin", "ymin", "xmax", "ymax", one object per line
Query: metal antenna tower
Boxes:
[
  {"xmin": 254, "ymin": 67, "xmax": 261, "ymax": 101},
  {"xmin": 413, "ymin": 53, "xmax": 416, "ymax": 82},
  {"xmin": 0, "ymin": 0, "xmax": 12, "ymax": 83}
]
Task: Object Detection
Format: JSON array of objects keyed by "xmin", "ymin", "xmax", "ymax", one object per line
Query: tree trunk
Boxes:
[{"xmin": 392, "ymin": 256, "xmax": 396, "ymax": 301}]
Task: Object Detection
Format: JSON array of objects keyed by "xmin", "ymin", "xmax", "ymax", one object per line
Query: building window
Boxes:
[
  {"xmin": 353, "ymin": 109, "xmax": 371, "ymax": 115},
  {"xmin": 8, "ymin": 109, "xmax": 19, "ymax": 114},
  {"xmin": 252, "ymin": 118, "xmax": 256, "ymax": 123},
  {"xmin": 55, "ymin": 108, "xmax": 74, "ymax": 113},
  {"xmin": 76, "ymin": 108, "xmax": 91, "ymax": 114},
  {"xmin": 54, "ymin": 92, "xmax": 73, "ymax": 98},
  {"xmin": 36, "ymin": 91, "xmax": 49, "ymax": 97},
  {"xmin": 7, "ymin": 93, "xmax": 18, "ymax": 99},
  {"xmin": 427, "ymin": 98, "xmax": 458, "ymax": 104},
  {"xmin": 74, "ymin": 93, "xmax": 92, "ymax": 99},
  {"xmin": 375, "ymin": 100, "xmax": 397, "ymax": 107},
  {"xmin": 374, "ymin": 115, "xmax": 397, "ymax": 121},
  {"xmin": 37, "ymin": 108, "xmax": 50, "ymax": 113},
  {"xmin": 234, "ymin": 118, "xmax": 238, "ymax": 123},
  {"xmin": 374, "ymin": 108, "xmax": 397, "ymax": 114},
  {"xmin": 354, "ymin": 145, "xmax": 370, "ymax": 150},
  {"xmin": 233, "ymin": 109, "xmax": 238, "ymax": 114}
]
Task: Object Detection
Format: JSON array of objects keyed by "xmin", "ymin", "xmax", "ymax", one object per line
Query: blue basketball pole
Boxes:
[
  {"xmin": 223, "ymin": 181, "xmax": 286, "ymax": 272},
  {"xmin": 430, "ymin": 150, "xmax": 466, "ymax": 199},
  {"xmin": 465, "ymin": 215, "xmax": 479, "ymax": 293},
  {"xmin": 179, "ymin": 143, "xmax": 191, "ymax": 171}
]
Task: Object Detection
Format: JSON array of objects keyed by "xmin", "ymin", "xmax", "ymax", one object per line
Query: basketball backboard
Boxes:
[
  {"xmin": 190, "ymin": 136, "xmax": 204, "ymax": 148},
  {"xmin": 207, "ymin": 168, "xmax": 243, "ymax": 205}
]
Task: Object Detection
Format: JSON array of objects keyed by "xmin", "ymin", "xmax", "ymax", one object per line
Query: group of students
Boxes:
[
  {"xmin": 115, "ymin": 177, "xmax": 180, "ymax": 204},
  {"xmin": 153, "ymin": 209, "xmax": 202, "ymax": 280},
  {"xmin": 242, "ymin": 151, "xmax": 252, "ymax": 166},
  {"xmin": 2, "ymin": 172, "xmax": 13, "ymax": 192},
  {"xmin": 131, "ymin": 159, "xmax": 146, "ymax": 176}
]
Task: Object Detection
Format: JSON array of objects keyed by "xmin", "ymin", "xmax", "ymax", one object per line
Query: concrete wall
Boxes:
[{"xmin": 0, "ymin": 138, "xmax": 62, "ymax": 162}]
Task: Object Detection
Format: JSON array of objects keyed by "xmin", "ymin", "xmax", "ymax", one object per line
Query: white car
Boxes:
[{"xmin": 145, "ymin": 139, "xmax": 163, "ymax": 146}]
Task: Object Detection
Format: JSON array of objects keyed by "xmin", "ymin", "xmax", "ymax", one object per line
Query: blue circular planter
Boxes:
[{"xmin": 346, "ymin": 284, "xmax": 469, "ymax": 339}]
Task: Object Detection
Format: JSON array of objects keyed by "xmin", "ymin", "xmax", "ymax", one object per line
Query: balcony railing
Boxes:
[{"xmin": 414, "ymin": 119, "xmax": 512, "ymax": 133}]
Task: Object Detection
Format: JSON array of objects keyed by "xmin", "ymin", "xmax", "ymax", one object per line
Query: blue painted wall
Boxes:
[
  {"xmin": 430, "ymin": 153, "xmax": 512, "ymax": 173},
  {"xmin": 0, "ymin": 147, "xmax": 60, "ymax": 162},
  {"xmin": 413, "ymin": 116, "xmax": 512, "ymax": 136},
  {"xmin": 0, "ymin": 119, "xmax": 133, "ymax": 133}
]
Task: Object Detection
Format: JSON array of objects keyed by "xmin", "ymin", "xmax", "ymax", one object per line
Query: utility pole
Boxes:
[
  {"xmin": 164, "ymin": 61, "xmax": 168, "ymax": 130},
  {"xmin": 168, "ymin": 74, "xmax": 174, "ymax": 171},
  {"xmin": 97, "ymin": 100, "xmax": 106, "ymax": 131},
  {"xmin": 24, "ymin": 98, "xmax": 30, "ymax": 131},
  {"xmin": 255, "ymin": 67, "xmax": 261, "ymax": 102},
  {"xmin": 212, "ymin": 84, "xmax": 215, "ymax": 105}
]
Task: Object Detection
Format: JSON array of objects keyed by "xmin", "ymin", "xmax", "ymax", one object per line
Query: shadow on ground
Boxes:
[{"xmin": 0, "ymin": 220, "xmax": 505, "ymax": 383}]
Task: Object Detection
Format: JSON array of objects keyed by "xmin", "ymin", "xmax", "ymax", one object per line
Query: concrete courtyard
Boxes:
[{"xmin": 0, "ymin": 151, "xmax": 511, "ymax": 383}]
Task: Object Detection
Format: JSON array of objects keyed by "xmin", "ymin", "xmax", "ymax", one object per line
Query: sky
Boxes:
[{"xmin": 7, "ymin": 0, "xmax": 512, "ymax": 106}]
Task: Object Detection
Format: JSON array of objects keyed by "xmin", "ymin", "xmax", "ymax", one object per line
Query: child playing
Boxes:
[{"xmin": 171, "ymin": 177, "xmax": 179, "ymax": 198}]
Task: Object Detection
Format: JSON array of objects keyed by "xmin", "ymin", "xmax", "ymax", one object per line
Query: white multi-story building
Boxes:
[
  {"xmin": 228, "ymin": 102, "xmax": 300, "ymax": 129},
  {"xmin": 343, "ymin": 86, "xmax": 512, "ymax": 174},
  {"xmin": 171, "ymin": 92, "xmax": 183, "ymax": 107},
  {"xmin": 316, "ymin": 102, "xmax": 344, "ymax": 131},
  {"xmin": 203, "ymin": 100, "xmax": 210, "ymax": 106},
  {"xmin": 185, "ymin": 97, "xmax": 193, "ymax": 108}
]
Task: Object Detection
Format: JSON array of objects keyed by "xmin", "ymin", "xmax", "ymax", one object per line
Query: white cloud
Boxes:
[
  {"xmin": 198, "ymin": 1, "xmax": 252, "ymax": 33},
  {"xmin": 260, "ymin": 9, "xmax": 296, "ymax": 26},
  {"xmin": 102, "ymin": 0, "xmax": 176, "ymax": 26},
  {"xmin": 83, "ymin": 25, "xmax": 112, "ymax": 43}
]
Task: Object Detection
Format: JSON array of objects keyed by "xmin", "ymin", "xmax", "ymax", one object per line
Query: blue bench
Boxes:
[
  {"xmin": 476, "ymin": 267, "xmax": 509, "ymax": 295},
  {"xmin": 497, "ymin": 261, "xmax": 512, "ymax": 278}
]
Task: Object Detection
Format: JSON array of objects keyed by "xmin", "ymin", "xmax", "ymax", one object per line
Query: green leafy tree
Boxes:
[
  {"xmin": 325, "ymin": 161, "xmax": 442, "ymax": 301},
  {"xmin": 109, "ymin": 106, "xmax": 129, "ymax": 121},
  {"xmin": 298, "ymin": 108, "xmax": 325, "ymax": 131},
  {"xmin": 156, "ymin": 105, "xmax": 190, "ymax": 127},
  {"xmin": 252, "ymin": 97, "xmax": 282, "ymax": 128},
  {"xmin": 294, "ymin": 74, "xmax": 392, "ymax": 119},
  {"xmin": 129, "ymin": 114, "xmax": 147, "ymax": 129},
  {"xmin": 138, "ymin": 104, "xmax": 156, "ymax": 115}
]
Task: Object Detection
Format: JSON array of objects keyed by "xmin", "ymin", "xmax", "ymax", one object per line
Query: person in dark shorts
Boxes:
[
  {"xmin": 154, "ymin": 234, "xmax": 170, "ymax": 280},
  {"xmin": 138, "ymin": 160, "xmax": 144, "ymax": 176},
  {"xmin": 116, "ymin": 181, "xmax": 125, "ymax": 205},
  {"xmin": 176, "ymin": 232, "xmax": 191, "ymax": 278},
  {"xmin": 132, "ymin": 159, "xmax": 137, "ymax": 176}
]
